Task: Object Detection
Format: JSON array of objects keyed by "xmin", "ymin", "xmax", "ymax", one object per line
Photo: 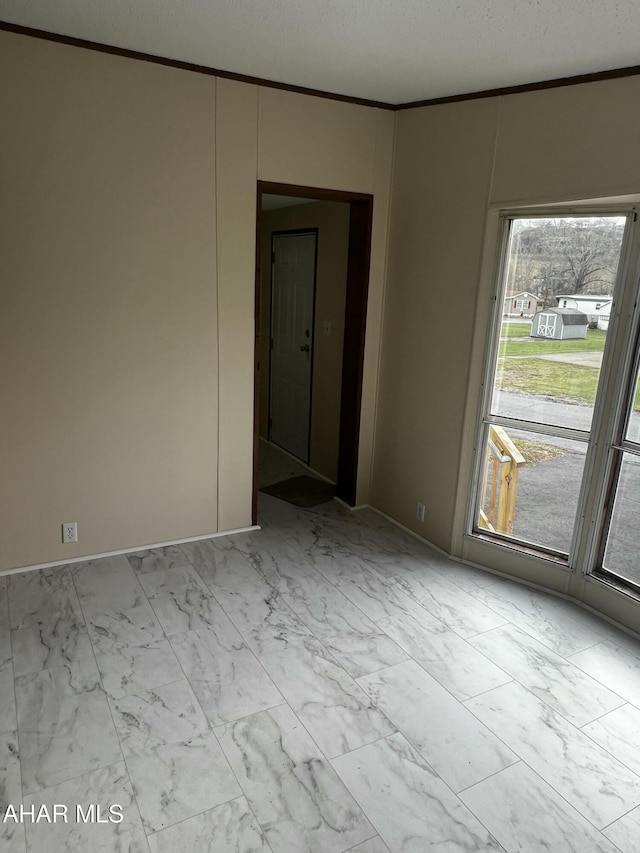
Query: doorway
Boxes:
[
  {"xmin": 253, "ymin": 182, "xmax": 374, "ymax": 523},
  {"xmin": 269, "ymin": 229, "xmax": 318, "ymax": 463}
]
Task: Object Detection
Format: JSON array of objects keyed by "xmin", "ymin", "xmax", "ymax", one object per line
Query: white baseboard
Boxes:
[
  {"xmin": 0, "ymin": 526, "xmax": 260, "ymax": 578},
  {"xmin": 359, "ymin": 504, "xmax": 640, "ymax": 641}
]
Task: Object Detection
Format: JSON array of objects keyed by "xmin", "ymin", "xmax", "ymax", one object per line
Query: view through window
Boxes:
[{"xmin": 474, "ymin": 214, "xmax": 628, "ymax": 558}]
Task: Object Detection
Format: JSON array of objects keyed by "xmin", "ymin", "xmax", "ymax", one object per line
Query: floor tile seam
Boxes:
[
  {"xmin": 577, "ymin": 708, "xmax": 640, "ymax": 780},
  {"xmin": 341, "ymin": 833, "xmax": 384, "ymax": 852},
  {"xmin": 193, "ymin": 539, "xmax": 370, "ymax": 679},
  {"xmin": 565, "ymin": 643, "xmax": 640, "ymax": 700},
  {"xmin": 63, "ymin": 586, "xmax": 151, "ymax": 840},
  {"xmin": 249, "ymin": 524, "xmax": 378, "ymax": 625},
  {"xmin": 145, "ymin": 793, "xmax": 275, "ymax": 850},
  {"xmin": 164, "ymin": 628, "xmax": 288, "ymax": 725},
  {"xmin": 382, "ymin": 571, "xmax": 505, "ymax": 635},
  {"xmin": 461, "ymin": 682, "xmax": 640, "ymax": 827},
  {"xmin": 69, "ymin": 560, "xmax": 149, "ymax": 619},
  {"xmin": 359, "ymin": 670, "xmax": 522, "ymax": 792},
  {"xmin": 162, "ymin": 566, "xmax": 300, "ymax": 721},
  {"xmin": 328, "ymin": 730, "xmax": 477, "ymax": 851},
  {"xmin": 473, "ymin": 588, "xmax": 622, "ymax": 656},
  {"xmin": 465, "ymin": 629, "xmax": 629, "ymax": 712},
  {"xmin": 19, "ymin": 756, "xmax": 130, "ymax": 802},
  {"xmin": 252, "ymin": 557, "xmax": 412, "ymax": 665},
  {"xmin": 600, "ymin": 801, "xmax": 640, "ymax": 833},
  {"xmin": 255, "ymin": 621, "xmax": 399, "ymax": 726},
  {"xmin": 286, "ymin": 697, "xmax": 398, "ymax": 765},
  {"xmin": 109, "ymin": 673, "xmax": 246, "ymax": 837},
  {"xmin": 13, "ymin": 647, "xmax": 99, "ymax": 681},
  {"xmin": 8, "ymin": 595, "xmax": 88, "ymax": 632},
  {"xmin": 214, "ymin": 701, "xmax": 353, "ymax": 849},
  {"xmin": 458, "ymin": 758, "xmax": 613, "ymax": 842}
]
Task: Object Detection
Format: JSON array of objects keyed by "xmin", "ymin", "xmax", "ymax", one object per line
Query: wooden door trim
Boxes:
[{"xmin": 254, "ymin": 183, "xmax": 374, "ymax": 521}]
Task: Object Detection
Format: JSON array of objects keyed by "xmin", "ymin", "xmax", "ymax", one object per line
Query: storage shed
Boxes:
[{"xmin": 530, "ymin": 307, "xmax": 588, "ymax": 340}]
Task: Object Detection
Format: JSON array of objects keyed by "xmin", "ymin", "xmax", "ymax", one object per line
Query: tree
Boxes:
[{"xmin": 510, "ymin": 216, "xmax": 624, "ymax": 299}]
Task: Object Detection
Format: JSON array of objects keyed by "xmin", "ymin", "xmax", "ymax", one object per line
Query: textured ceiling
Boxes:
[{"xmin": 1, "ymin": 0, "xmax": 640, "ymax": 104}]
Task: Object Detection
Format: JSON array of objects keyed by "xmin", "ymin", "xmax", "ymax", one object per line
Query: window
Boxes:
[
  {"xmin": 515, "ymin": 298, "xmax": 531, "ymax": 310},
  {"xmin": 471, "ymin": 212, "xmax": 639, "ymax": 588}
]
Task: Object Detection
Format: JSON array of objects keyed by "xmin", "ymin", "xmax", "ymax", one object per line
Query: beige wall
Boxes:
[
  {"xmin": 0, "ymin": 31, "xmax": 394, "ymax": 572},
  {"xmin": 375, "ymin": 75, "xmax": 640, "ymax": 630},
  {"xmin": 373, "ymin": 99, "xmax": 498, "ymax": 549},
  {"xmin": 260, "ymin": 201, "xmax": 350, "ymax": 481},
  {"xmin": 0, "ymin": 33, "xmax": 218, "ymax": 571}
]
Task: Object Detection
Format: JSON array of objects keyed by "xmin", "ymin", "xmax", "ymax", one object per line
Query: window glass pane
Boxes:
[
  {"xmin": 625, "ymin": 368, "xmax": 640, "ymax": 444},
  {"xmin": 602, "ymin": 453, "xmax": 640, "ymax": 584},
  {"xmin": 476, "ymin": 426, "xmax": 586, "ymax": 553},
  {"xmin": 493, "ymin": 216, "xmax": 625, "ymax": 431}
]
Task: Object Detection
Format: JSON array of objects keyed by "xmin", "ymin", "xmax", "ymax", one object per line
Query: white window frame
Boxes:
[{"xmin": 465, "ymin": 205, "xmax": 640, "ymax": 581}]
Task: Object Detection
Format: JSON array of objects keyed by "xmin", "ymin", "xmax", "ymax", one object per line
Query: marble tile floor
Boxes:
[{"xmin": 1, "ymin": 493, "xmax": 640, "ymax": 852}]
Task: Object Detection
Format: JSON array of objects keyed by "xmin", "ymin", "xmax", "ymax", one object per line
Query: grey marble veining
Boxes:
[
  {"xmin": 389, "ymin": 569, "xmax": 509, "ymax": 638},
  {"xmin": 260, "ymin": 635, "xmax": 395, "ymax": 759},
  {"xmin": 569, "ymin": 638, "xmax": 640, "ymax": 707},
  {"xmin": 127, "ymin": 545, "xmax": 190, "ymax": 576},
  {"xmin": 332, "ymin": 733, "xmax": 504, "ymax": 852},
  {"xmin": 358, "ymin": 660, "xmax": 516, "ymax": 792},
  {"xmin": 94, "ymin": 638, "xmax": 184, "ymax": 698},
  {"xmin": 602, "ymin": 805, "xmax": 640, "ymax": 853},
  {"xmin": 85, "ymin": 601, "xmax": 164, "ymax": 655},
  {"xmin": 0, "ymin": 665, "xmax": 17, "ymax": 728},
  {"xmin": 5, "ymin": 491, "xmax": 640, "ymax": 851},
  {"xmin": 469, "ymin": 623, "xmax": 624, "ymax": 725},
  {"xmin": 169, "ymin": 626, "xmax": 283, "ymax": 725},
  {"xmin": 582, "ymin": 703, "xmax": 640, "ymax": 776},
  {"xmin": 8, "ymin": 567, "xmax": 80, "ymax": 629},
  {"xmin": 15, "ymin": 657, "xmax": 122, "ymax": 794},
  {"xmin": 11, "ymin": 599, "xmax": 94, "ymax": 676},
  {"xmin": 140, "ymin": 563, "xmax": 228, "ymax": 635},
  {"xmin": 466, "ymin": 680, "xmax": 640, "ymax": 828},
  {"xmin": 313, "ymin": 555, "xmax": 430, "ymax": 625},
  {"xmin": 460, "ymin": 761, "xmax": 619, "ymax": 853},
  {"xmin": 377, "ymin": 611, "xmax": 512, "ymax": 700},
  {"xmin": 187, "ymin": 545, "xmax": 314, "ymax": 656},
  {"xmin": 110, "ymin": 678, "xmax": 241, "ymax": 833},
  {"xmin": 147, "ymin": 796, "xmax": 271, "ymax": 853},
  {"xmin": 215, "ymin": 704, "xmax": 374, "ymax": 853},
  {"xmin": 230, "ymin": 529, "xmax": 407, "ymax": 677},
  {"xmin": 0, "ymin": 732, "xmax": 21, "ymax": 817},
  {"xmin": 71, "ymin": 556, "xmax": 146, "ymax": 615},
  {"xmin": 22, "ymin": 762, "xmax": 150, "ymax": 853}
]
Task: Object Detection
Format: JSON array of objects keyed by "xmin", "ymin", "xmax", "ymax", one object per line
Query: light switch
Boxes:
[{"xmin": 322, "ymin": 320, "xmax": 332, "ymax": 337}]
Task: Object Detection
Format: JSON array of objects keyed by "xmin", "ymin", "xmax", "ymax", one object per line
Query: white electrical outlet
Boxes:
[
  {"xmin": 62, "ymin": 522, "xmax": 78, "ymax": 544},
  {"xmin": 416, "ymin": 503, "xmax": 425, "ymax": 523}
]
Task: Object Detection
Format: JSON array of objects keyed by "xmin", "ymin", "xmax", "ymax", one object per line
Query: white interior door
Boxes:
[{"xmin": 270, "ymin": 231, "xmax": 317, "ymax": 462}]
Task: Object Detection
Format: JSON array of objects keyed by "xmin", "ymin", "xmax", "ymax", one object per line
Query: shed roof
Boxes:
[{"xmin": 538, "ymin": 307, "xmax": 589, "ymax": 325}]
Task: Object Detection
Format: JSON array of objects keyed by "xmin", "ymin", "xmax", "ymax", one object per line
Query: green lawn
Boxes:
[
  {"xmin": 500, "ymin": 322, "xmax": 531, "ymax": 338},
  {"xmin": 499, "ymin": 328, "xmax": 607, "ymax": 357},
  {"xmin": 497, "ymin": 356, "xmax": 640, "ymax": 410}
]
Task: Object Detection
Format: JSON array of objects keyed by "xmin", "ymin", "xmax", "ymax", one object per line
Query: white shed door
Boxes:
[
  {"xmin": 270, "ymin": 232, "xmax": 317, "ymax": 462},
  {"xmin": 538, "ymin": 313, "xmax": 557, "ymax": 338}
]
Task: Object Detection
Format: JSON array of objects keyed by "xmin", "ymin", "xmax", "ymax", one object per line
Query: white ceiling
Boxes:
[{"xmin": 1, "ymin": 0, "xmax": 639, "ymax": 104}]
